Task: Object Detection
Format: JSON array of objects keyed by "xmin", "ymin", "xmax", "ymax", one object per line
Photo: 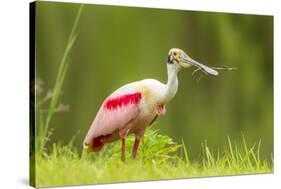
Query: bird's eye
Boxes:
[{"xmin": 173, "ymin": 52, "xmax": 177, "ymax": 56}]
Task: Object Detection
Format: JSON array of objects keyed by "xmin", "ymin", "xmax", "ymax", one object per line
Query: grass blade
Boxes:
[
  {"xmin": 181, "ymin": 138, "xmax": 189, "ymax": 165},
  {"xmin": 42, "ymin": 4, "xmax": 84, "ymax": 152}
]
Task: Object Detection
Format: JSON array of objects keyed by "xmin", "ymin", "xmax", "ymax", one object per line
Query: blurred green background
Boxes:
[{"xmin": 35, "ymin": 2, "xmax": 273, "ymax": 160}]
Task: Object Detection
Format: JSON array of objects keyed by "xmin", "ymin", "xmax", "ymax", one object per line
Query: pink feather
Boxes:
[
  {"xmin": 105, "ymin": 93, "xmax": 141, "ymax": 110},
  {"xmin": 84, "ymin": 91, "xmax": 142, "ymax": 151}
]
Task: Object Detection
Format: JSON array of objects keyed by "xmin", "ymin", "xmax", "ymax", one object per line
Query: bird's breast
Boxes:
[{"xmin": 135, "ymin": 85, "xmax": 166, "ymax": 115}]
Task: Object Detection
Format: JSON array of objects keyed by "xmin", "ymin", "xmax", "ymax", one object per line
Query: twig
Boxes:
[
  {"xmin": 192, "ymin": 66, "xmax": 238, "ymax": 77},
  {"xmin": 211, "ymin": 67, "xmax": 238, "ymax": 71},
  {"xmin": 196, "ymin": 74, "xmax": 203, "ymax": 83},
  {"xmin": 192, "ymin": 67, "xmax": 202, "ymax": 76}
]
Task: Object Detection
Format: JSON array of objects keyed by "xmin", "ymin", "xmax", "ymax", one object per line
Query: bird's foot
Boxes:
[{"xmin": 155, "ymin": 104, "xmax": 166, "ymax": 115}]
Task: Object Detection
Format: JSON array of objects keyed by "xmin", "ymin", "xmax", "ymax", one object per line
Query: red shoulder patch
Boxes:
[{"xmin": 104, "ymin": 92, "xmax": 142, "ymax": 110}]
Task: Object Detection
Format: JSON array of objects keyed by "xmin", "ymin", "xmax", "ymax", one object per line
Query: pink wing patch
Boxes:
[
  {"xmin": 105, "ymin": 93, "xmax": 142, "ymax": 110},
  {"xmin": 84, "ymin": 91, "xmax": 142, "ymax": 150}
]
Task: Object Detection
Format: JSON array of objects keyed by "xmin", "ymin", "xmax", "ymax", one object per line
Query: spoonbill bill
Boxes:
[{"xmin": 83, "ymin": 48, "xmax": 218, "ymax": 161}]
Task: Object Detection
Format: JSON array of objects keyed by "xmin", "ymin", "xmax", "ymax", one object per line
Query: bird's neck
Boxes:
[{"xmin": 163, "ymin": 64, "xmax": 179, "ymax": 103}]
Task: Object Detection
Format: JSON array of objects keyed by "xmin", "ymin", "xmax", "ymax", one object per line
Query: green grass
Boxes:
[
  {"xmin": 35, "ymin": 129, "xmax": 272, "ymax": 188},
  {"xmin": 36, "ymin": 4, "xmax": 84, "ymax": 154}
]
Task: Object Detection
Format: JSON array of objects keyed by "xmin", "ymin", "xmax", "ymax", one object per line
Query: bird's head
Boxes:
[{"xmin": 168, "ymin": 48, "xmax": 218, "ymax": 76}]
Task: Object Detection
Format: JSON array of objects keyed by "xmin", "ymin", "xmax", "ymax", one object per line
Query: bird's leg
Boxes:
[
  {"xmin": 131, "ymin": 129, "xmax": 145, "ymax": 159},
  {"xmin": 131, "ymin": 138, "xmax": 140, "ymax": 159},
  {"xmin": 119, "ymin": 127, "xmax": 131, "ymax": 138},
  {"xmin": 119, "ymin": 127, "xmax": 130, "ymax": 162},
  {"xmin": 155, "ymin": 104, "xmax": 166, "ymax": 115},
  {"xmin": 121, "ymin": 138, "xmax": 126, "ymax": 162}
]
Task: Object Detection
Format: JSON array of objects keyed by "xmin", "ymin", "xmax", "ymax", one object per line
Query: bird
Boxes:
[{"xmin": 83, "ymin": 48, "xmax": 218, "ymax": 161}]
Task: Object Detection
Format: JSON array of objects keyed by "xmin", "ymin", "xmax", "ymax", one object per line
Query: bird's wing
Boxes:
[{"xmin": 83, "ymin": 88, "xmax": 142, "ymax": 146}]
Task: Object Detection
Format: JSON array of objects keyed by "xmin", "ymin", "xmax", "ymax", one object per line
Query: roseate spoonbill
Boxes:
[{"xmin": 83, "ymin": 48, "xmax": 218, "ymax": 161}]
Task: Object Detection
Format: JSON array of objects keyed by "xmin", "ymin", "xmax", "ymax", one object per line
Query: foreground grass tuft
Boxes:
[{"xmin": 35, "ymin": 129, "xmax": 272, "ymax": 188}]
